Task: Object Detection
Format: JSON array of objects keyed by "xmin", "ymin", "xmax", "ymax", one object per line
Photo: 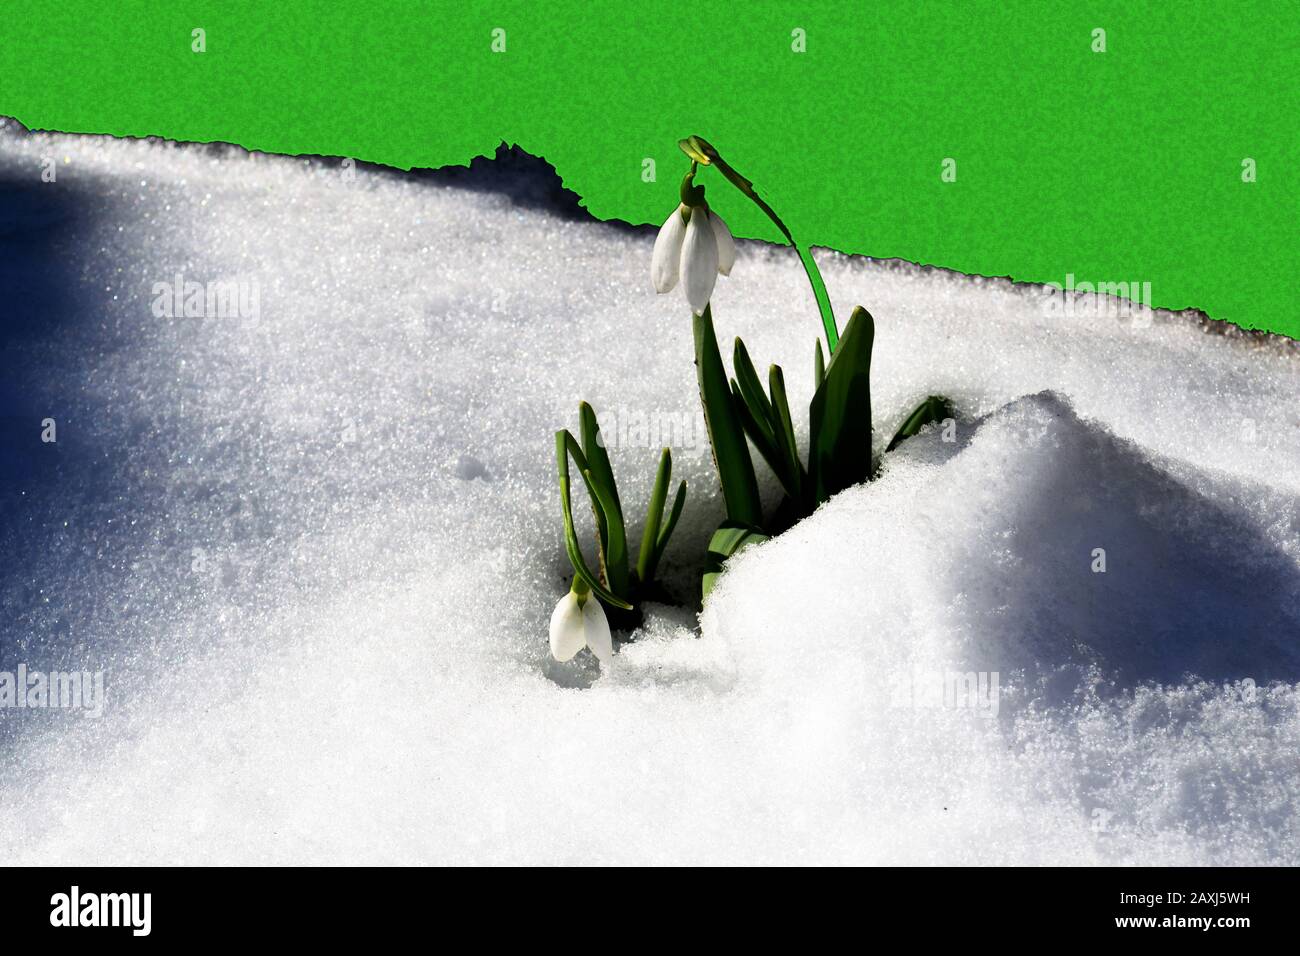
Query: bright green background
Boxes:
[{"xmin": 2, "ymin": 2, "xmax": 1295, "ymax": 337}]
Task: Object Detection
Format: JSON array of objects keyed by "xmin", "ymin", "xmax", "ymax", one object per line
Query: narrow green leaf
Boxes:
[
  {"xmin": 695, "ymin": 306, "xmax": 763, "ymax": 528},
  {"xmin": 767, "ymin": 364, "xmax": 804, "ymax": 503},
  {"xmin": 579, "ymin": 402, "xmax": 622, "ymax": 522},
  {"xmin": 655, "ymin": 480, "xmax": 687, "ymax": 559},
  {"xmin": 583, "ymin": 467, "xmax": 629, "ymax": 596},
  {"xmin": 645, "ymin": 478, "xmax": 686, "ymax": 585},
  {"xmin": 733, "ymin": 338, "xmax": 775, "ymax": 438},
  {"xmin": 575, "ymin": 420, "xmax": 608, "ymax": 562},
  {"xmin": 885, "ymin": 395, "xmax": 955, "ymax": 454},
  {"xmin": 808, "ymin": 306, "xmax": 875, "ymax": 503},
  {"xmin": 555, "ymin": 431, "xmax": 632, "ymax": 609},
  {"xmin": 814, "ymin": 339, "xmax": 825, "ymax": 391},
  {"xmin": 577, "ymin": 403, "xmax": 628, "ymax": 594},
  {"xmin": 635, "ymin": 448, "xmax": 672, "ymax": 585},
  {"xmin": 560, "ymin": 430, "xmax": 611, "ymax": 587},
  {"xmin": 730, "ymin": 380, "xmax": 785, "ymax": 481}
]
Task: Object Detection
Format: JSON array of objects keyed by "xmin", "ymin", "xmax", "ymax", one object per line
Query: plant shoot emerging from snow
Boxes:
[{"xmin": 548, "ymin": 135, "xmax": 955, "ymax": 662}]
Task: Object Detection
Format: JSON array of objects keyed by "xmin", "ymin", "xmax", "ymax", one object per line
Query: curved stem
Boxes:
[
  {"xmin": 680, "ymin": 135, "xmax": 839, "ymax": 353},
  {"xmin": 796, "ymin": 247, "xmax": 838, "ymax": 353}
]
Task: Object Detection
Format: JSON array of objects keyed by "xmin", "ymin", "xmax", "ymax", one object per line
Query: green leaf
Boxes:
[
  {"xmin": 635, "ymin": 448, "xmax": 672, "ymax": 585},
  {"xmin": 573, "ymin": 410, "xmax": 608, "ymax": 567},
  {"xmin": 701, "ymin": 521, "xmax": 769, "ymax": 602},
  {"xmin": 583, "ymin": 467, "xmax": 629, "ymax": 598},
  {"xmin": 732, "ymin": 338, "xmax": 775, "ymax": 439},
  {"xmin": 695, "ymin": 306, "xmax": 763, "ymax": 528},
  {"xmin": 656, "ymin": 480, "xmax": 687, "ymax": 560},
  {"xmin": 808, "ymin": 306, "xmax": 875, "ymax": 504},
  {"xmin": 767, "ymin": 364, "xmax": 804, "ymax": 504},
  {"xmin": 885, "ymin": 395, "xmax": 955, "ymax": 454},
  {"xmin": 577, "ymin": 403, "xmax": 628, "ymax": 595},
  {"xmin": 730, "ymin": 380, "xmax": 785, "ymax": 481},
  {"xmin": 731, "ymin": 339, "xmax": 806, "ymax": 505},
  {"xmin": 814, "ymin": 339, "xmax": 825, "ymax": 391},
  {"xmin": 555, "ymin": 430, "xmax": 632, "ymax": 610},
  {"xmin": 561, "ymin": 430, "xmax": 613, "ymax": 590},
  {"xmin": 579, "ymin": 402, "xmax": 622, "ymax": 523}
]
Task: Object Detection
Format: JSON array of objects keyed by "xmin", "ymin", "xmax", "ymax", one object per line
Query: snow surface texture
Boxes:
[{"xmin": 1, "ymin": 122, "xmax": 1297, "ymax": 865}]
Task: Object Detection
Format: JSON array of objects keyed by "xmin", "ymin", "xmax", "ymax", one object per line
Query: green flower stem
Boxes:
[
  {"xmin": 571, "ymin": 575, "xmax": 591, "ymax": 606},
  {"xmin": 679, "ymin": 135, "xmax": 839, "ymax": 353},
  {"xmin": 795, "ymin": 247, "xmax": 839, "ymax": 354},
  {"xmin": 679, "ymin": 163, "xmax": 703, "ymax": 208}
]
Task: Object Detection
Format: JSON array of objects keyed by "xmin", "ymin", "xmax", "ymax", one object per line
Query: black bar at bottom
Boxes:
[{"xmin": 1, "ymin": 866, "xmax": 1290, "ymax": 942}]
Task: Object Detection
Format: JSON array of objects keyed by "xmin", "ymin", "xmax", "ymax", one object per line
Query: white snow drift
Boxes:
[{"xmin": 0, "ymin": 123, "xmax": 1297, "ymax": 864}]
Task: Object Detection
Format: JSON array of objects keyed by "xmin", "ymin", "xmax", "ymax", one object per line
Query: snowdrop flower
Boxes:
[
  {"xmin": 652, "ymin": 204, "xmax": 737, "ymax": 315},
  {"xmin": 549, "ymin": 588, "xmax": 613, "ymax": 665}
]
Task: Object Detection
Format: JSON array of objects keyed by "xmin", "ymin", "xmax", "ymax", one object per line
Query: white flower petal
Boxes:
[
  {"xmin": 651, "ymin": 204, "xmax": 688, "ymax": 294},
  {"xmin": 710, "ymin": 211, "xmax": 736, "ymax": 276},
  {"xmin": 680, "ymin": 206, "xmax": 719, "ymax": 315},
  {"xmin": 548, "ymin": 592, "xmax": 586, "ymax": 662},
  {"xmin": 582, "ymin": 598, "xmax": 614, "ymax": 666}
]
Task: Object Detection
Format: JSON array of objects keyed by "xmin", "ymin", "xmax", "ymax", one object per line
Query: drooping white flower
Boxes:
[
  {"xmin": 548, "ymin": 590, "xmax": 614, "ymax": 665},
  {"xmin": 651, "ymin": 204, "xmax": 737, "ymax": 315}
]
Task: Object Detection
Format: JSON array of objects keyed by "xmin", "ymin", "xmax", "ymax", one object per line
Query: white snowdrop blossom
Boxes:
[
  {"xmin": 652, "ymin": 204, "xmax": 736, "ymax": 315},
  {"xmin": 548, "ymin": 590, "xmax": 613, "ymax": 665}
]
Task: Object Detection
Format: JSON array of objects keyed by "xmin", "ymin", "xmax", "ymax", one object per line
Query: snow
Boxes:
[{"xmin": 1, "ymin": 121, "xmax": 1297, "ymax": 864}]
